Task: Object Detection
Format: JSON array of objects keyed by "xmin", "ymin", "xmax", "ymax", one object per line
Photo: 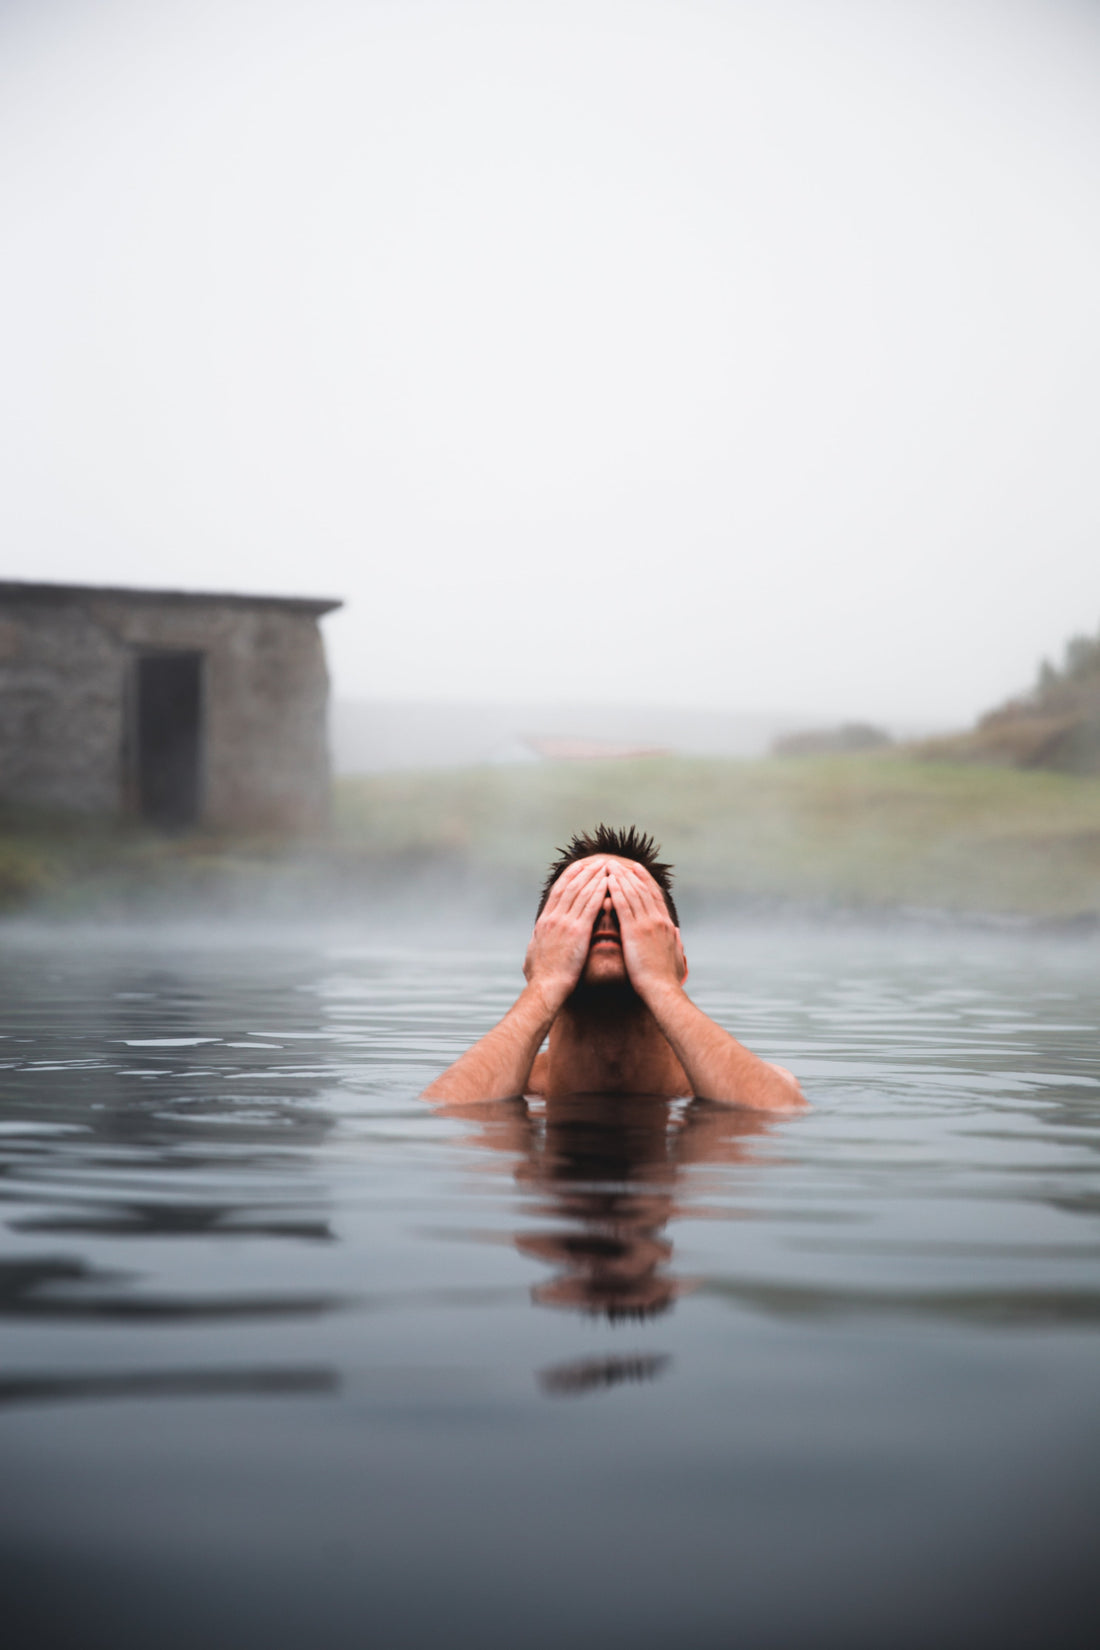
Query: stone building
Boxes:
[{"xmin": 0, "ymin": 580, "xmax": 341, "ymax": 830}]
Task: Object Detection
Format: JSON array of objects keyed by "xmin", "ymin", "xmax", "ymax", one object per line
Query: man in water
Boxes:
[{"xmin": 423, "ymin": 825, "xmax": 805, "ymax": 1111}]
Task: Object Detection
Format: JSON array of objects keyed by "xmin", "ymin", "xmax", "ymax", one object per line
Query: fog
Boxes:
[
  {"xmin": 2, "ymin": 0, "xmax": 1100, "ymax": 729},
  {"xmin": 5, "ymin": 22, "xmax": 1099, "ymax": 1641}
]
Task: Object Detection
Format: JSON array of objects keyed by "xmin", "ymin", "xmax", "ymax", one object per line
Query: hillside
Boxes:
[{"xmin": 917, "ymin": 623, "xmax": 1100, "ymax": 774}]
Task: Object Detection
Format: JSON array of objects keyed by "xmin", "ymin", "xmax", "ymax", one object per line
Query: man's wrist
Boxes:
[
  {"xmin": 523, "ymin": 976, "xmax": 570, "ymax": 1023},
  {"xmin": 634, "ymin": 975, "xmax": 687, "ymax": 1016}
]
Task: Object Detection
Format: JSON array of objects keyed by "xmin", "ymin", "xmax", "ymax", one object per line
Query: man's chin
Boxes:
[{"xmin": 567, "ymin": 969, "xmax": 642, "ymax": 1015}]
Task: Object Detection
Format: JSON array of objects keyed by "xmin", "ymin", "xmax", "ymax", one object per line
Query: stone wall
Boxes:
[
  {"xmin": 0, "ymin": 597, "xmax": 124, "ymax": 814},
  {"xmin": 0, "ymin": 584, "xmax": 339, "ymax": 830}
]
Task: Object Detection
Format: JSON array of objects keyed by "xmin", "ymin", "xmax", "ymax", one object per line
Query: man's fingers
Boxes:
[
  {"xmin": 618, "ymin": 858, "xmax": 659, "ymax": 891},
  {"xmin": 576, "ymin": 874, "xmax": 608, "ymax": 927},
  {"xmin": 542, "ymin": 856, "xmax": 603, "ymax": 916},
  {"xmin": 543, "ymin": 855, "xmax": 674, "ymax": 936},
  {"xmin": 539, "ymin": 860, "xmax": 611, "ymax": 932},
  {"xmin": 559, "ymin": 859, "xmax": 609, "ymax": 916},
  {"xmin": 566, "ymin": 859, "xmax": 607, "ymax": 911},
  {"xmin": 608, "ymin": 867, "xmax": 642, "ymax": 922},
  {"xmin": 620, "ymin": 859, "xmax": 670, "ymax": 911},
  {"xmin": 611, "ymin": 862, "xmax": 673, "ymax": 926}
]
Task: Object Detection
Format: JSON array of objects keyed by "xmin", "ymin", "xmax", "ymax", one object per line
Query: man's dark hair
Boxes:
[{"xmin": 536, "ymin": 824, "xmax": 679, "ymax": 926}]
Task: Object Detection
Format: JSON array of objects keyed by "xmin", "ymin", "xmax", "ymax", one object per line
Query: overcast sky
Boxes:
[{"xmin": 2, "ymin": 0, "xmax": 1098, "ymax": 725}]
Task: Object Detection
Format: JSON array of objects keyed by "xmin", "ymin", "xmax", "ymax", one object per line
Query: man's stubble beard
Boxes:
[{"xmin": 564, "ymin": 976, "xmax": 646, "ymax": 1020}]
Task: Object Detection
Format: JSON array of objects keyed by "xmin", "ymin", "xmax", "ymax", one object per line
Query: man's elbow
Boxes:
[
  {"xmin": 421, "ymin": 1064, "xmax": 471, "ymax": 1103},
  {"xmin": 766, "ymin": 1062, "xmax": 809, "ymax": 1111},
  {"xmin": 421, "ymin": 1069, "xmax": 523, "ymax": 1106}
]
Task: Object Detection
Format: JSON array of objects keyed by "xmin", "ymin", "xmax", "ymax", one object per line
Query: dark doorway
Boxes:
[{"xmin": 134, "ymin": 652, "xmax": 204, "ymax": 827}]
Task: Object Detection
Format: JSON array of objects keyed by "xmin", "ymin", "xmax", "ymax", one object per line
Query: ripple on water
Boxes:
[{"xmin": 0, "ymin": 925, "xmax": 1098, "ymax": 1650}]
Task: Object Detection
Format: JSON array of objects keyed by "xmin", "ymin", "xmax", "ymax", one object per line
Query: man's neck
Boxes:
[{"xmin": 545, "ymin": 982, "xmax": 689, "ymax": 1097}]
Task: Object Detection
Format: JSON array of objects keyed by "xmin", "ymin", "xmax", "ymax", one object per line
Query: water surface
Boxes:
[{"xmin": 2, "ymin": 921, "xmax": 1099, "ymax": 1649}]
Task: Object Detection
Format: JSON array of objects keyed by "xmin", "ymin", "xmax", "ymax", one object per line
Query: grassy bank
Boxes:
[
  {"xmin": 3, "ymin": 755, "xmax": 1100, "ymax": 920},
  {"xmin": 333, "ymin": 754, "xmax": 1100, "ymax": 919},
  {"xmin": 0, "ymin": 808, "xmax": 324, "ymax": 918}
]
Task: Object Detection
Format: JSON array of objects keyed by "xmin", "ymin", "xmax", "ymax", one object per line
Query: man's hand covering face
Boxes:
[
  {"xmin": 523, "ymin": 856, "xmax": 610, "ymax": 1014},
  {"xmin": 607, "ymin": 859, "xmax": 688, "ymax": 996}
]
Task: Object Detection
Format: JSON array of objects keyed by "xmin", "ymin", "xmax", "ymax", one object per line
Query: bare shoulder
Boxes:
[{"xmin": 526, "ymin": 1049, "xmax": 549, "ymax": 1095}]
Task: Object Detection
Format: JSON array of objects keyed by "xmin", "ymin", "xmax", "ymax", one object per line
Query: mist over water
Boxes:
[{"xmin": 2, "ymin": 917, "xmax": 1098, "ymax": 1648}]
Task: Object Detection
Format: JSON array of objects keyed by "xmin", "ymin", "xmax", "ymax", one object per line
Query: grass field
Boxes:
[
  {"xmin": 4, "ymin": 754, "xmax": 1100, "ymax": 920},
  {"xmin": 333, "ymin": 754, "xmax": 1100, "ymax": 919}
]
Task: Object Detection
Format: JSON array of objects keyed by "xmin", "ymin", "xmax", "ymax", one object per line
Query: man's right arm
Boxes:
[
  {"xmin": 420, "ymin": 984, "xmax": 558, "ymax": 1104},
  {"xmin": 421, "ymin": 857, "xmax": 608, "ymax": 1105}
]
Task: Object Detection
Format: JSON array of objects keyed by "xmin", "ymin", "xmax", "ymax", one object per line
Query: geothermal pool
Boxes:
[{"xmin": 1, "ymin": 921, "xmax": 1098, "ymax": 1649}]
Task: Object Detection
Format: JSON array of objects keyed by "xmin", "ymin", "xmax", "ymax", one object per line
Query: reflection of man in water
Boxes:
[
  {"xmin": 431, "ymin": 1075, "xmax": 781, "ymax": 1324},
  {"xmin": 424, "ymin": 825, "xmax": 805, "ymax": 1111},
  {"xmin": 515, "ymin": 1090, "xmax": 776, "ymax": 1320}
]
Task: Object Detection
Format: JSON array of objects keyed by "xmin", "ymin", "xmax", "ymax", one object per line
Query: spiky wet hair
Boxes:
[{"xmin": 536, "ymin": 824, "xmax": 679, "ymax": 926}]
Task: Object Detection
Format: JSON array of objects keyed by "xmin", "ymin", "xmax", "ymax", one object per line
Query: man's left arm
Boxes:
[{"xmin": 609, "ymin": 862, "xmax": 807, "ymax": 1113}]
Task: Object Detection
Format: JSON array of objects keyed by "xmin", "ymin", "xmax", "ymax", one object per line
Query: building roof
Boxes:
[{"xmin": 0, "ymin": 579, "xmax": 342, "ymax": 617}]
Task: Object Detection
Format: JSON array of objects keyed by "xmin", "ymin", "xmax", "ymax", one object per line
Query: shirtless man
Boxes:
[{"xmin": 423, "ymin": 825, "xmax": 805, "ymax": 1112}]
